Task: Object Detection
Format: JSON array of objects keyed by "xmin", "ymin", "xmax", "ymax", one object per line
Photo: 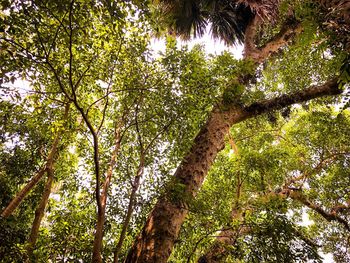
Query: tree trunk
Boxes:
[
  {"xmin": 92, "ymin": 125, "xmax": 122, "ymax": 263},
  {"xmin": 1, "ymin": 103, "xmax": 70, "ymax": 218},
  {"xmin": 1, "ymin": 167, "xmax": 48, "ymax": 218},
  {"xmin": 114, "ymin": 154, "xmax": 145, "ymax": 263},
  {"xmin": 92, "ymin": 208, "xmax": 105, "ymax": 263},
  {"xmin": 26, "ymin": 168, "xmax": 54, "ymax": 260},
  {"xmin": 124, "ymin": 79, "xmax": 341, "ymax": 263}
]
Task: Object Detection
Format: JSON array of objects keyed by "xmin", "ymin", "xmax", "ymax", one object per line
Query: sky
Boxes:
[{"xmin": 150, "ymin": 32, "xmax": 244, "ymax": 59}]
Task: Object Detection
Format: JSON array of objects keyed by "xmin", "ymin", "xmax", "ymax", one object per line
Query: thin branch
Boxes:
[
  {"xmin": 144, "ymin": 120, "xmax": 173, "ymax": 154},
  {"xmin": 37, "ymin": 0, "xmax": 70, "ymax": 36},
  {"xmin": 45, "ymin": 60, "xmax": 72, "ymax": 100},
  {"xmin": 285, "ymin": 151, "xmax": 350, "ymax": 187},
  {"xmin": 68, "ymin": 0, "xmax": 75, "ymax": 97},
  {"xmin": 134, "ymin": 98, "xmax": 144, "ymax": 153},
  {"xmin": 48, "ymin": 11, "xmax": 69, "ymax": 56},
  {"xmin": 34, "ymin": 21, "xmax": 48, "ymax": 58},
  {"xmin": 73, "ymin": 56, "xmax": 95, "ymax": 91},
  {"xmin": 1, "ymin": 37, "xmax": 46, "ymax": 62},
  {"xmin": 97, "ymin": 63, "xmax": 116, "ymax": 134}
]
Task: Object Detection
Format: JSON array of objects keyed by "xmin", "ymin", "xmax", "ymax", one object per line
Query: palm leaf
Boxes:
[
  {"xmin": 153, "ymin": 0, "xmax": 280, "ymax": 44},
  {"xmin": 209, "ymin": 0, "xmax": 254, "ymax": 45}
]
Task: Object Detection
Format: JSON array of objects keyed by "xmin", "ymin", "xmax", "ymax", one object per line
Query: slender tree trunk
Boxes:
[
  {"xmin": 93, "ymin": 208, "xmax": 105, "ymax": 263},
  {"xmin": 25, "ymin": 103, "xmax": 70, "ymax": 260},
  {"xmin": 92, "ymin": 125, "xmax": 122, "ymax": 263},
  {"xmin": 124, "ymin": 79, "xmax": 341, "ymax": 263},
  {"xmin": 114, "ymin": 154, "xmax": 145, "ymax": 263},
  {"xmin": 26, "ymin": 168, "xmax": 54, "ymax": 261},
  {"xmin": 1, "ymin": 167, "xmax": 48, "ymax": 218},
  {"xmin": 1, "ymin": 103, "xmax": 70, "ymax": 218}
]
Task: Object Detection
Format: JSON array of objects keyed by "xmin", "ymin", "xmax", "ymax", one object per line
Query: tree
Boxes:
[
  {"xmin": 0, "ymin": 0, "xmax": 349, "ymax": 262},
  {"xmin": 125, "ymin": 1, "xmax": 348, "ymax": 261}
]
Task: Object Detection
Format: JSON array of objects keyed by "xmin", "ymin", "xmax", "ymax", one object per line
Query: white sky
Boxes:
[{"xmin": 150, "ymin": 31, "xmax": 244, "ymax": 59}]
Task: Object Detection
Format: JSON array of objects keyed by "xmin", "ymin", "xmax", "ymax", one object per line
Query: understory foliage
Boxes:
[{"xmin": 0, "ymin": 0, "xmax": 349, "ymax": 262}]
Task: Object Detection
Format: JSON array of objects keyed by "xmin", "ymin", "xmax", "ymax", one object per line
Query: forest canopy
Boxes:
[{"xmin": 0, "ymin": 0, "xmax": 349, "ymax": 262}]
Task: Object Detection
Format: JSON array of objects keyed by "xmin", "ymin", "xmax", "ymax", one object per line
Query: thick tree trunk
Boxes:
[
  {"xmin": 26, "ymin": 168, "xmax": 54, "ymax": 260},
  {"xmin": 124, "ymin": 79, "xmax": 341, "ymax": 262}
]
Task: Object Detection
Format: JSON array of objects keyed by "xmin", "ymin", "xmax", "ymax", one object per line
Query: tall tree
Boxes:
[
  {"xmin": 0, "ymin": 0, "xmax": 348, "ymax": 262},
  {"xmin": 125, "ymin": 1, "xmax": 348, "ymax": 262}
]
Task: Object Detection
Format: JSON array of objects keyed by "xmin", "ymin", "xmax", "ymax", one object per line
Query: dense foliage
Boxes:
[{"xmin": 0, "ymin": 0, "xmax": 349, "ymax": 262}]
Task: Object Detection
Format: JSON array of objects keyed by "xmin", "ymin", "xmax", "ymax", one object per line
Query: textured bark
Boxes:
[
  {"xmin": 124, "ymin": 79, "xmax": 341, "ymax": 263},
  {"xmin": 1, "ymin": 103, "xmax": 70, "ymax": 218},
  {"xmin": 244, "ymin": 16, "xmax": 302, "ymax": 63},
  {"xmin": 26, "ymin": 169, "xmax": 54, "ymax": 260},
  {"xmin": 92, "ymin": 125, "xmax": 122, "ymax": 263}
]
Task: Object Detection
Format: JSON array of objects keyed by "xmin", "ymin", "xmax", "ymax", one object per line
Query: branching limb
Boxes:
[{"xmin": 244, "ymin": 16, "xmax": 302, "ymax": 63}]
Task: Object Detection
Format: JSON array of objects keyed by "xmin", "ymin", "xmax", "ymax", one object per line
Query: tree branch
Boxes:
[
  {"xmin": 288, "ymin": 190, "xmax": 350, "ymax": 232},
  {"xmin": 244, "ymin": 16, "xmax": 303, "ymax": 63},
  {"xmin": 243, "ymin": 78, "xmax": 341, "ymax": 117}
]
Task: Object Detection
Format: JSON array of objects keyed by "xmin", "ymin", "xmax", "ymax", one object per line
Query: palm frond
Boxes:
[
  {"xmin": 153, "ymin": 0, "xmax": 280, "ymax": 45},
  {"xmin": 173, "ymin": 1, "xmax": 208, "ymax": 39},
  {"xmin": 209, "ymin": 0, "xmax": 254, "ymax": 45},
  {"xmin": 155, "ymin": 0, "xmax": 208, "ymax": 39}
]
